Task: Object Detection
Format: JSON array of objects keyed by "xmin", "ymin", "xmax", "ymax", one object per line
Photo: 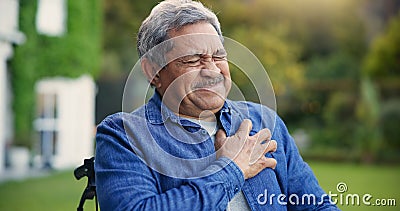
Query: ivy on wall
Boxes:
[{"xmin": 10, "ymin": 0, "xmax": 102, "ymax": 147}]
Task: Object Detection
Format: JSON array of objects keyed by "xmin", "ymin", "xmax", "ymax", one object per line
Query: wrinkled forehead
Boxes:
[{"xmin": 145, "ymin": 34, "xmax": 225, "ymax": 67}]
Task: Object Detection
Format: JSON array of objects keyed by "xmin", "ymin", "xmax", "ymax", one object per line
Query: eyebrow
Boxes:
[
  {"xmin": 214, "ymin": 48, "xmax": 227, "ymax": 56},
  {"xmin": 197, "ymin": 48, "xmax": 227, "ymax": 56}
]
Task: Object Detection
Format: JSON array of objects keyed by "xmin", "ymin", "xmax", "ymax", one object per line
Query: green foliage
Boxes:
[
  {"xmin": 355, "ymin": 78, "xmax": 383, "ymax": 162},
  {"xmin": 363, "ymin": 13, "xmax": 400, "ymax": 77},
  {"xmin": 102, "ymin": 0, "xmax": 159, "ymax": 77},
  {"xmin": 322, "ymin": 92, "xmax": 358, "ymax": 147},
  {"xmin": 10, "ymin": 0, "xmax": 102, "ymax": 147},
  {"xmin": 380, "ymin": 99, "xmax": 400, "ymax": 151},
  {"xmin": 306, "ymin": 52, "xmax": 360, "ymax": 80},
  {"xmin": 228, "ymin": 26, "xmax": 304, "ymax": 98},
  {"xmin": 357, "ymin": 12, "xmax": 400, "ymax": 162},
  {"xmin": 305, "ymin": 51, "xmax": 360, "ymax": 151}
]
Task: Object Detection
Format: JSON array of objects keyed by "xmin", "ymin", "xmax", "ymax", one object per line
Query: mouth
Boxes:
[{"xmin": 192, "ymin": 75, "xmax": 225, "ymax": 90}]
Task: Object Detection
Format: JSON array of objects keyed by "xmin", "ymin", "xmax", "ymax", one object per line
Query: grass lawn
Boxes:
[
  {"xmin": 0, "ymin": 170, "xmax": 96, "ymax": 211},
  {"xmin": 0, "ymin": 162, "xmax": 398, "ymax": 211},
  {"xmin": 308, "ymin": 161, "xmax": 400, "ymax": 211}
]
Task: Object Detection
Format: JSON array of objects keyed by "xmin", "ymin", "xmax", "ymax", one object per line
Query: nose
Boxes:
[{"xmin": 200, "ymin": 57, "xmax": 221, "ymax": 77}]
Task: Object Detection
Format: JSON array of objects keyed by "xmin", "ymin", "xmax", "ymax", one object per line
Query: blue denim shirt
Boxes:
[{"xmin": 95, "ymin": 92, "xmax": 339, "ymax": 210}]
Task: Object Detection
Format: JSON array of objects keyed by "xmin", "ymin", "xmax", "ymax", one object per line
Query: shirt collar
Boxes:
[{"xmin": 145, "ymin": 91, "xmax": 175, "ymax": 124}]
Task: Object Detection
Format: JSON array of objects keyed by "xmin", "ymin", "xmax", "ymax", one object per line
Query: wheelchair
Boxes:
[{"xmin": 74, "ymin": 157, "xmax": 97, "ymax": 211}]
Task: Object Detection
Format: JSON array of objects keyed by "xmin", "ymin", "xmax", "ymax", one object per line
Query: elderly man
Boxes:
[{"xmin": 95, "ymin": 0, "xmax": 340, "ymax": 210}]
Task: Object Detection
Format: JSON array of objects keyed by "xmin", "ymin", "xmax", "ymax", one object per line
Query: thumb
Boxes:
[{"xmin": 215, "ymin": 129, "xmax": 227, "ymax": 149}]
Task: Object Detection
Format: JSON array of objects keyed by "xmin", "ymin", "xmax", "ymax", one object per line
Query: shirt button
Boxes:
[
  {"xmin": 201, "ymin": 129, "xmax": 207, "ymax": 135},
  {"xmin": 234, "ymin": 187, "xmax": 239, "ymax": 192}
]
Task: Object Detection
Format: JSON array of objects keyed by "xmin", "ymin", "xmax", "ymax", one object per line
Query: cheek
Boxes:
[
  {"xmin": 219, "ymin": 63, "xmax": 230, "ymax": 78},
  {"xmin": 162, "ymin": 70, "xmax": 195, "ymax": 93},
  {"xmin": 159, "ymin": 72, "xmax": 173, "ymax": 88},
  {"xmin": 220, "ymin": 63, "xmax": 232, "ymax": 91}
]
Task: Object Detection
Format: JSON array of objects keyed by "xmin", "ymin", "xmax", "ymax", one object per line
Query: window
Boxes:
[{"xmin": 35, "ymin": 93, "xmax": 58, "ymax": 168}]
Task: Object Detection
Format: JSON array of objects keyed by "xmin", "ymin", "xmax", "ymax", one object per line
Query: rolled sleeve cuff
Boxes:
[{"xmin": 214, "ymin": 157, "xmax": 245, "ymax": 199}]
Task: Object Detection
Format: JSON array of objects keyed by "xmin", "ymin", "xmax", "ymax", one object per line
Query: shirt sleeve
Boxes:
[
  {"xmin": 95, "ymin": 116, "xmax": 245, "ymax": 211},
  {"xmin": 274, "ymin": 116, "xmax": 341, "ymax": 211}
]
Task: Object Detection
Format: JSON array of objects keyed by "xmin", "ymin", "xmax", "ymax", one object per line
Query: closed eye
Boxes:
[
  {"xmin": 182, "ymin": 58, "xmax": 201, "ymax": 64},
  {"xmin": 180, "ymin": 55, "xmax": 202, "ymax": 64},
  {"xmin": 212, "ymin": 55, "xmax": 227, "ymax": 61}
]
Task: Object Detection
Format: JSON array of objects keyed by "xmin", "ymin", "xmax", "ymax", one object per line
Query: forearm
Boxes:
[{"xmin": 96, "ymin": 155, "xmax": 244, "ymax": 211}]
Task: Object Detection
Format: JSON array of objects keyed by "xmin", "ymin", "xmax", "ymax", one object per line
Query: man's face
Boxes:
[{"xmin": 155, "ymin": 22, "xmax": 231, "ymax": 119}]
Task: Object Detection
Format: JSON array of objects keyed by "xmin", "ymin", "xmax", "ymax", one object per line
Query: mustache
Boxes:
[{"xmin": 192, "ymin": 75, "xmax": 225, "ymax": 89}]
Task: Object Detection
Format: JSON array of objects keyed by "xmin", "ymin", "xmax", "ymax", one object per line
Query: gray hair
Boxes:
[{"xmin": 137, "ymin": 0, "xmax": 223, "ymax": 60}]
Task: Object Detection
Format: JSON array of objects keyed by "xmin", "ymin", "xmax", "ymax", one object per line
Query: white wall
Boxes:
[
  {"xmin": 36, "ymin": 0, "xmax": 67, "ymax": 36},
  {"xmin": 0, "ymin": 0, "xmax": 23, "ymax": 174},
  {"xmin": 35, "ymin": 75, "xmax": 96, "ymax": 169},
  {"xmin": 0, "ymin": 42, "xmax": 10, "ymax": 174}
]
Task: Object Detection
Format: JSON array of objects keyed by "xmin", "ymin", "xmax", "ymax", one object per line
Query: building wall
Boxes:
[
  {"xmin": 0, "ymin": 0, "xmax": 24, "ymax": 173},
  {"xmin": 0, "ymin": 43, "xmax": 9, "ymax": 174},
  {"xmin": 34, "ymin": 75, "xmax": 96, "ymax": 169}
]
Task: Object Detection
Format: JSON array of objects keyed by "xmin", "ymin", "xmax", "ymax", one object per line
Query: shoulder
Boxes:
[
  {"xmin": 99, "ymin": 112, "xmax": 125, "ymax": 126},
  {"xmin": 97, "ymin": 105, "xmax": 147, "ymax": 132}
]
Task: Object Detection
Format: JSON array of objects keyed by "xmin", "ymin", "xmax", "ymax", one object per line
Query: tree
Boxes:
[{"xmin": 363, "ymin": 13, "xmax": 400, "ymax": 78}]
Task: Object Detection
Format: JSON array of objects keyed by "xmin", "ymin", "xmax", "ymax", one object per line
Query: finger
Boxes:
[
  {"xmin": 249, "ymin": 142, "xmax": 268, "ymax": 164},
  {"xmin": 256, "ymin": 140, "xmax": 277, "ymax": 159},
  {"xmin": 246, "ymin": 157, "xmax": 277, "ymax": 179},
  {"xmin": 252, "ymin": 128, "xmax": 272, "ymax": 143},
  {"xmin": 251, "ymin": 156, "xmax": 277, "ymax": 169},
  {"xmin": 249, "ymin": 139, "xmax": 277, "ymax": 165},
  {"xmin": 261, "ymin": 156, "xmax": 277, "ymax": 169},
  {"xmin": 264, "ymin": 140, "xmax": 277, "ymax": 153},
  {"xmin": 214, "ymin": 129, "xmax": 227, "ymax": 149},
  {"xmin": 234, "ymin": 119, "xmax": 252, "ymax": 141},
  {"xmin": 216, "ymin": 128, "xmax": 227, "ymax": 140}
]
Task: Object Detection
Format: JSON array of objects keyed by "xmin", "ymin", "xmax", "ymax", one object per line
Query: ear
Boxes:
[{"xmin": 141, "ymin": 57, "xmax": 162, "ymax": 88}]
